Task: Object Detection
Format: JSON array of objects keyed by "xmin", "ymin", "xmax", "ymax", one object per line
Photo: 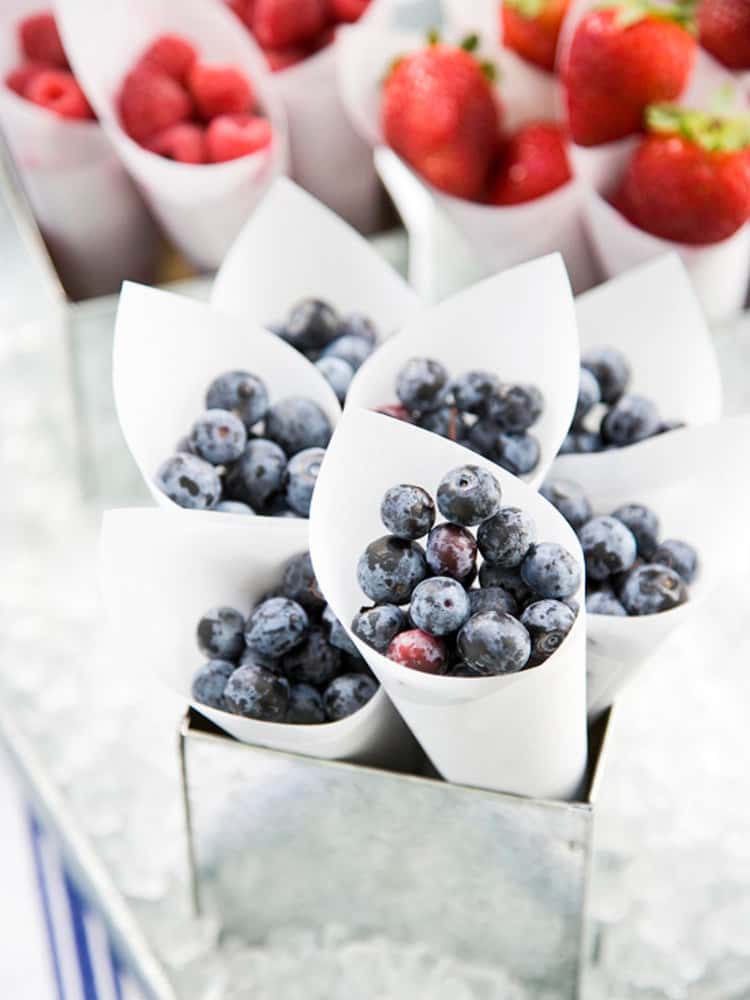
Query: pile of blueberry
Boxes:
[
  {"xmin": 353, "ymin": 464, "xmax": 581, "ymax": 677},
  {"xmin": 156, "ymin": 369, "xmax": 333, "ymax": 517},
  {"xmin": 540, "ymin": 478, "xmax": 698, "ymax": 616},
  {"xmin": 378, "ymin": 359, "xmax": 544, "ymax": 477},
  {"xmin": 192, "ymin": 552, "xmax": 379, "ymax": 724},
  {"xmin": 561, "ymin": 346, "xmax": 682, "ymax": 454},
  {"xmin": 268, "ymin": 298, "xmax": 378, "ymax": 403}
]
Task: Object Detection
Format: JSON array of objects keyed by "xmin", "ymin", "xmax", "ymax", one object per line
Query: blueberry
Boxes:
[
  {"xmin": 457, "ymin": 611, "xmax": 531, "ymax": 675},
  {"xmin": 466, "ymin": 419, "xmax": 499, "ymax": 459},
  {"xmin": 468, "ymin": 586, "xmax": 517, "ymax": 617},
  {"xmin": 338, "ymin": 312, "xmax": 378, "ymax": 344},
  {"xmin": 477, "ymin": 506, "xmax": 535, "ymax": 568},
  {"xmin": 197, "ymin": 606, "xmax": 245, "ymax": 661},
  {"xmin": 601, "ymin": 395, "xmax": 660, "ymax": 446},
  {"xmin": 387, "ymin": 629, "xmax": 447, "ymax": 673},
  {"xmin": 223, "ymin": 438, "xmax": 286, "ymax": 510},
  {"xmin": 611, "ymin": 503, "xmax": 660, "ymax": 559},
  {"xmin": 281, "ymin": 628, "xmax": 341, "ymax": 686},
  {"xmin": 478, "ymin": 563, "xmax": 531, "ymax": 606},
  {"xmin": 324, "ymin": 673, "xmax": 378, "ymax": 720},
  {"xmin": 540, "ymin": 479, "xmax": 592, "ymax": 532},
  {"xmin": 448, "ymin": 662, "xmax": 484, "ymax": 677},
  {"xmin": 285, "ymin": 447, "xmax": 324, "ymax": 517},
  {"xmin": 280, "ymin": 552, "xmax": 326, "ymax": 616},
  {"xmin": 494, "ymin": 432, "xmax": 541, "ymax": 476},
  {"xmin": 425, "ymin": 522, "xmax": 477, "ymax": 584},
  {"xmin": 284, "ymin": 298, "xmax": 339, "ymax": 351},
  {"xmin": 380, "ymin": 484, "xmax": 435, "ymax": 540},
  {"xmin": 437, "ymin": 464, "xmax": 502, "ymax": 526},
  {"xmin": 156, "ymin": 453, "xmax": 221, "ymax": 509},
  {"xmin": 652, "ymin": 539, "xmax": 698, "ymax": 584},
  {"xmin": 417, "ymin": 406, "xmax": 466, "ymax": 441},
  {"xmin": 486, "ymin": 383, "xmax": 544, "ymax": 432},
  {"xmin": 286, "ymin": 683, "xmax": 325, "ymax": 724},
  {"xmin": 620, "ymin": 564, "xmax": 688, "ymax": 615},
  {"xmin": 245, "ymin": 597, "xmax": 309, "ymax": 658},
  {"xmin": 224, "ymin": 664, "xmax": 289, "ymax": 722},
  {"xmin": 238, "ymin": 647, "xmax": 281, "ymax": 673},
  {"xmin": 657, "ymin": 419, "xmax": 686, "ymax": 435},
  {"xmin": 265, "ymin": 397, "xmax": 332, "ymax": 456},
  {"xmin": 189, "ymin": 409, "xmax": 247, "ymax": 466},
  {"xmin": 357, "ymin": 535, "xmax": 428, "ymax": 604},
  {"xmin": 409, "ymin": 577, "xmax": 471, "ymax": 636},
  {"xmin": 322, "ymin": 334, "xmax": 373, "ymax": 371},
  {"xmin": 206, "ymin": 371, "xmax": 269, "ymax": 429},
  {"xmin": 322, "ymin": 604, "xmax": 359, "ymax": 656},
  {"xmin": 574, "ymin": 367, "xmax": 601, "ymax": 427},
  {"xmin": 520, "ymin": 600, "xmax": 575, "ymax": 666},
  {"xmin": 581, "ymin": 347, "xmax": 630, "ymax": 404},
  {"xmin": 191, "ymin": 659, "xmax": 235, "ymax": 710},
  {"xmin": 559, "ymin": 430, "xmax": 604, "ymax": 454},
  {"xmin": 521, "ymin": 543, "xmax": 581, "ymax": 599},
  {"xmin": 579, "ymin": 516, "xmax": 637, "ymax": 580},
  {"xmin": 175, "ymin": 435, "xmax": 196, "ymax": 454},
  {"xmin": 351, "ymin": 604, "xmax": 407, "ymax": 653},
  {"xmin": 451, "ymin": 370, "xmax": 499, "ymax": 415},
  {"xmin": 586, "ymin": 590, "xmax": 627, "ymax": 616},
  {"xmin": 215, "ymin": 500, "xmax": 255, "ymax": 515},
  {"xmin": 396, "ymin": 357, "xmax": 449, "ymax": 414},
  {"xmin": 315, "ymin": 356, "xmax": 354, "ymax": 403}
]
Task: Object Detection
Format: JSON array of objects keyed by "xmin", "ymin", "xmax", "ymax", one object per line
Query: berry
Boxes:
[
  {"xmin": 520, "ymin": 599, "xmax": 575, "ymax": 666},
  {"xmin": 187, "ymin": 62, "xmax": 252, "ymax": 120},
  {"xmin": 477, "ymin": 506, "xmax": 535, "ymax": 567},
  {"xmin": 329, "ymin": 0, "xmax": 371, "ymax": 22},
  {"xmin": 224, "ymin": 664, "xmax": 289, "ymax": 721},
  {"xmin": 324, "ymin": 673, "xmax": 378, "ymax": 720},
  {"xmin": 611, "ymin": 503, "xmax": 660, "ymax": 558},
  {"xmin": 245, "ymin": 596, "xmax": 309, "ymax": 658},
  {"xmin": 337, "ymin": 313, "xmax": 377, "ymax": 344},
  {"xmin": 280, "ymin": 552, "xmax": 325, "ymax": 615},
  {"xmin": 264, "ymin": 397, "xmax": 332, "ymax": 455},
  {"xmin": 252, "ymin": 0, "xmax": 328, "ymax": 48},
  {"xmin": 351, "ymin": 604, "xmax": 407, "ymax": 653},
  {"xmin": 376, "ymin": 404, "xmax": 413, "ymax": 422},
  {"xmin": 581, "ymin": 347, "xmax": 630, "ymax": 405},
  {"xmin": 502, "ymin": 0, "xmax": 569, "ymax": 73},
  {"xmin": 457, "ymin": 611, "xmax": 531, "ymax": 675},
  {"xmin": 287, "ymin": 683, "xmax": 325, "ymax": 724},
  {"xmin": 574, "ymin": 367, "xmax": 601, "ymax": 426},
  {"xmin": 478, "ymin": 563, "xmax": 531, "ymax": 605},
  {"xmin": 190, "ymin": 409, "xmax": 247, "ymax": 465},
  {"xmin": 386, "ymin": 630, "xmax": 447, "ymax": 674},
  {"xmin": 425, "ymin": 523, "xmax": 477, "ymax": 584},
  {"xmin": 156, "ymin": 453, "xmax": 221, "ymax": 509},
  {"xmin": 521, "ymin": 543, "xmax": 581, "ymax": 599},
  {"xmin": 206, "ymin": 114, "xmax": 272, "ymax": 162},
  {"xmin": 466, "ymin": 419, "xmax": 500, "ymax": 459},
  {"xmin": 206, "ymin": 370, "xmax": 269, "ymax": 429},
  {"xmin": 197, "ymin": 606, "xmax": 245, "ymax": 660},
  {"xmin": 322, "ymin": 334, "xmax": 373, "ymax": 372},
  {"xmin": 215, "ymin": 500, "xmax": 255, "ymax": 515},
  {"xmin": 6, "ymin": 62, "xmax": 46, "ymax": 97},
  {"xmin": 437, "ymin": 465, "xmax": 502, "ymax": 526},
  {"xmin": 652, "ymin": 539, "xmax": 698, "ymax": 584},
  {"xmin": 540, "ymin": 479, "xmax": 592, "ymax": 532},
  {"xmin": 559, "ymin": 430, "xmax": 604, "ymax": 454},
  {"xmin": 601, "ymin": 394, "xmax": 660, "ymax": 446},
  {"xmin": 586, "ymin": 590, "xmax": 627, "ymax": 616},
  {"xmin": 224, "ymin": 438, "xmax": 286, "ymax": 509},
  {"xmin": 494, "ymin": 432, "xmax": 540, "ymax": 476},
  {"xmin": 281, "ymin": 628, "xmax": 341, "ymax": 686},
  {"xmin": 620, "ymin": 563, "xmax": 688, "ymax": 615},
  {"xmin": 451, "ymin": 371, "xmax": 499, "ymax": 415},
  {"xmin": 239, "ymin": 645, "xmax": 281, "ymax": 673},
  {"xmin": 417, "ymin": 406, "xmax": 466, "ymax": 441},
  {"xmin": 141, "ymin": 35, "xmax": 197, "ymax": 82},
  {"xmin": 322, "ymin": 605, "xmax": 359, "ymax": 656},
  {"xmin": 192, "ymin": 659, "xmax": 235, "ymax": 709},
  {"xmin": 315, "ymin": 356, "xmax": 353, "ymax": 403},
  {"xmin": 409, "ymin": 577, "xmax": 471, "ymax": 636},
  {"xmin": 580, "ymin": 515, "xmax": 637, "ymax": 580},
  {"xmin": 262, "ymin": 45, "xmax": 309, "ymax": 72},
  {"xmin": 357, "ymin": 535, "xmax": 428, "ymax": 604},
  {"xmin": 698, "ymin": 0, "xmax": 750, "ymax": 70},
  {"xmin": 26, "ymin": 70, "xmax": 94, "ymax": 120},
  {"xmin": 489, "ymin": 121, "xmax": 571, "ymax": 205},
  {"xmin": 284, "ymin": 299, "xmax": 339, "ymax": 352},
  {"xmin": 285, "ymin": 447, "xmax": 324, "ymax": 516},
  {"xmin": 487, "ymin": 383, "xmax": 544, "ymax": 432},
  {"xmin": 396, "ymin": 358, "xmax": 449, "ymax": 414},
  {"xmin": 380, "ymin": 484, "xmax": 435, "ymax": 540},
  {"xmin": 19, "ymin": 12, "xmax": 67, "ymax": 69},
  {"xmin": 468, "ymin": 586, "xmax": 518, "ymax": 617},
  {"xmin": 147, "ymin": 123, "xmax": 206, "ymax": 163},
  {"xmin": 118, "ymin": 65, "xmax": 192, "ymax": 142},
  {"xmin": 448, "ymin": 662, "xmax": 484, "ymax": 677}
]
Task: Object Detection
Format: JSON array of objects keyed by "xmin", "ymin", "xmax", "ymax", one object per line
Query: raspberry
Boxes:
[
  {"xmin": 252, "ymin": 0, "xmax": 328, "ymax": 48},
  {"xmin": 19, "ymin": 12, "xmax": 68, "ymax": 69},
  {"xmin": 146, "ymin": 122, "xmax": 206, "ymax": 163},
  {"xmin": 187, "ymin": 62, "xmax": 253, "ymax": 120},
  {"xmin": 262, "ymin": 45, "xmax": 310, "ymax": 72},
  {"xmin": 206, "ymin": 113, "xmax": 272, "ymax": 162},
  {"xmin": 26, "ymin": 70, "xmax": 94, "ymax": 120},
  {"xmin": 141, "ymin": 34, "xmax": 197, "ymax": 83},
  {"xmin": 5, "ymin": 62, "xmax": 46, "ymax": 97},
  {"xmin": 118, "ymin": 64, "xmax": 192, "ymax": 142},
  {"xmin": 329, "ymin": 0, "xmax": 371, "ymax": 23}
]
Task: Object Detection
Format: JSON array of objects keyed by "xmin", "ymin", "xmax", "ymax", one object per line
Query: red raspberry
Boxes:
[
  {"xmin": 386, "ymin": 629, "xmax": 447, "ymax": 674},
  {"xmin": 26, "ymin": 70, "xmax": 94, "ymax": 120},
  {"xmin": 262, "ymin": 45, "xmax": 310, "ymax": 72},
  {"xmin": 206, "ymin": 113, "xmax": 273, "ymax": 162},
  {"xmin": 146, "ymin": 122, "xmax": 206, "ymax": 163},
  {"xmin": 5, "ymin": 62, "xmax": 46, "ymax": 97},
  {"xmin": 187, "ymin": 62, "xmax": 253, "ymax": 120},
  {"xmin": 329, "ymin": 0, "xmax": 371, "ymax": 23},
  {"xmin": 19, "ymin": 12, "xmax": 68, "ymax": 70},
  {"xmin": 140, "ymin": 34, "xmax": 197, "ymax": 83},
  {"xmin": 118, "ymin": 65, "xmax": 192, "ymax": 142},
  {"xmin": 252, "ymin": 0, "xmax": 328, "ymax": 48}
]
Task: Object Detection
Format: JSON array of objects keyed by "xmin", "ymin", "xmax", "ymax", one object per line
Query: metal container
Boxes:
[{"xmin": 180, "ymin": 707, "xmax": 612, "ymax": 999}]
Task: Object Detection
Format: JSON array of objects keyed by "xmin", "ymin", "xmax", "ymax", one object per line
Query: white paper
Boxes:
[
  {"xmin": 309, "ymin": 408, "xmax": 588, "ymax": 800},
  {"xmin": 347, "ymin": 254, "xmax": 580, "ymax": 490},
  {"xmin": 54, "ymin": 0, "xmax": 288, "ymax": 270},
  {"xmin": 99, "ymin": 507, "xmax": 416, "ymax": 765},
  {"xmin": 113, "ymin": 281, "xmax": 341, "ymax": 511},
  {"xmin": 554, "ymin": 417, "xmax": 750, "ymax": 717},
  {"xmin": 211, "ymin": 176, "xmax": 422, "ymax": 338}
]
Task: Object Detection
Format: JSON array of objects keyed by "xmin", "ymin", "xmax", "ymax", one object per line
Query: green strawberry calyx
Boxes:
[
  {"xmin": 383, "ymin": 31, "xmax": 498, "ymax": 86},
  {"xmin": 504, "ymin": 0, "xmax": 549, "ymax": 19},
  {"xmin": 646, "ymin": 103, "xmax": 750, "ymax": 153},
  {"xmin": 608, "ymin": 0, "xmax": 696, "ymax": 32}
]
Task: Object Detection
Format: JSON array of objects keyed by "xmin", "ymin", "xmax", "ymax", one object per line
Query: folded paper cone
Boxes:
[
  {"xmin": 211, "ymin": 177, "xmax": 421, "ymax": 337},
  {"xmin": 346, "ymin": 254, "xmax": 579, "ymax": 490},
  {"xmin": 310, "ymin": 409, "xmax": 588, "ymax": 800},
  {"xmin": 100, "ymin": 508, "xmax": 415, "ymax": 765},
  {"xmin": 554, "ymin": 417, "xmax": 750, "ymax": 717},
  {"xmin": 113, "ymin": 282, "xmax": 340, "ymax": 511},
  {"xmin": 55, "ymin": 0, "xmax": 288, "ymax": 269}
]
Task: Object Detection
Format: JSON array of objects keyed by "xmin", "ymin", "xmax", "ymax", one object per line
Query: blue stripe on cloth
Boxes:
[
  {"xmin": 64, "ymin": 874, "xmax": 99, "ymax": 1000},
  {"xmin": 28, "ymin": 811, "xmax": 65, "ymax": 1000}
]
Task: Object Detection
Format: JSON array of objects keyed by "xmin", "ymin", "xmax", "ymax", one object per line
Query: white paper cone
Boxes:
[
  {"xmin": 310, "ymin": 409, "xmax": 588, "ymax": 800},
  {"xmin": 211, "ymin": 176, "xmax": 421, "ymax": 337},
  {"xmin": 554, "ymin": 417, "xmax": 750, "ymax": 717},
  {"xmin": 54, "ymin": 0, "xmax": 288, "ymax": 270},
  {"xmin": 347, "ymin": 253, "xmax": 579, "ymax": 489},
  {"xmin": 113, "ymin": 282, "xmax": 341, "ymax": 511},
  {"xmin": 100, "ymin": 507, "xmax": 415, "ymax": 765},
  {"xmin": 441, "ymin": 0, "xmax": 500, "ymax": 47}
]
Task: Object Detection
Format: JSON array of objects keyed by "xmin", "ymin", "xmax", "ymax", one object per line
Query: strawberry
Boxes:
[
  {"xmin": 147, "ymin": 122, "xmax": 207, "ymax": 163},
  {"xmin": 489, "ymin": 121, "xmax": 571, "ymax": 204},
  {"xmin": 141, "ymin": 35, "xmax": 197, "ymax": 83},
  {"xmin": 698, "ymin": 0, "xmax": 750, "ymax": 70},
  {"xmin": 501, "ymin": 0, "xmax": 570, "ymax": 73},
  {"xmin": 613, "ymin": 104, "xmax": 750, "ymax": 244},
  {"xmin": 5, "ymin": 62, "xmax": 46, "ymax": 97},
  {"xmin": 252, "ymin": 0, "xmax": 329, "ymax": 48},
  {"xmin": 26, "ymin": 69, "xmax": 94, "ymax": 120},
  {"xmin": 227, "ymin": 0, "xmax": 256, "ymax": 25},
  {"xmin": 206, "ymin": 113, "xmax": 273, "ymax": 161},
  {"xmin": 262, "ymin": 45, "xmax": 310, "ymax": 71},
  {"xmin": 118, "ymin": 65, "xmax": 192, "ymax": 142},
  {"xmin": 19, "ymin": 12, "xmax": 68, "ymax": 70},
  {"xmin": 381, "ymin": 40, "xmax": 502, "ymax": 201},
  {"xmin": 562, "ymin": 5, "xmax": 696, "ymax": 147},
  {"xmin": 329, "ymin": 0, "xmax": 371, "ymax": 23},
  {"xmin": 187, "ymin": 62, "xmax": 253, "ymax": 120}
]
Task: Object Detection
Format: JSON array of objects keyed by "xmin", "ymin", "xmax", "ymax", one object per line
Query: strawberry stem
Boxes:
[
  {"xmin": 461, "ymin": 33, "xmax": 480, "ymax": 52},
  {"xmin": 646, "ymin": 102, "xmax": 750, "ymax": 153}
]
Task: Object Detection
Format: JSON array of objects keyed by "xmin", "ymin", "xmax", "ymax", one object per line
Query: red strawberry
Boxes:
[
  {"xmin": 187, "ymin": 62, "xmax": 253, "ymax": 120},
  {"xmin": 381, "ymin": 41, "xmax": 502, "ymax": 201},
  {"xmin": 562, "ymin": 5, "xmax": 696, "ymax": 147},
  {"xmin": 141, "ymin": 35, "xmax": 197, "ymax": 83},
  {"xmin": 613, "ymin": 104, "xmax": 750, "ymax": 244},
  {"xmin": 501, "ymin": 0, "xmax": 570, "ymax": 73},
  {"xmin": 252, "ymin": 0, "xmax": 328, "ymax": 48},
  {"xmin": 118, "ymin": 65, "xmax": 192, "ymax": 142},
  {"xmin": 227, "ymin": 0, "xmax": 256, "ymax": 25},
  {"xmin": 146, "ymin": 122, "xmax": 206, "ymax": 163},
  {"xmin": 26, "ymin": 69, "xmax": 94, "ymax": 120},
  {"xmin": 206, "ymin": 113, "xmax": 273, "ymax": 161},
  {"xmin": 19, "ymin": 12, "xmax": 68, "ymax": 70},
  {"xmin": 5, "ymin": 62, "xmax": 46, "ymax": 97},
  {"xmin": 329, "ymin": 0, "xmax": 371, "ymax": 23},
  {"xmin": 262, "ymin": 45, "xmax": 310, "ymax": 71},
  {"xmin": 489, "ymin": 121, "xmax": 571, "ymax": 204},
  {"xmin": 698, "ymin": 0, "xmax": 750, "ymax": 70}
]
